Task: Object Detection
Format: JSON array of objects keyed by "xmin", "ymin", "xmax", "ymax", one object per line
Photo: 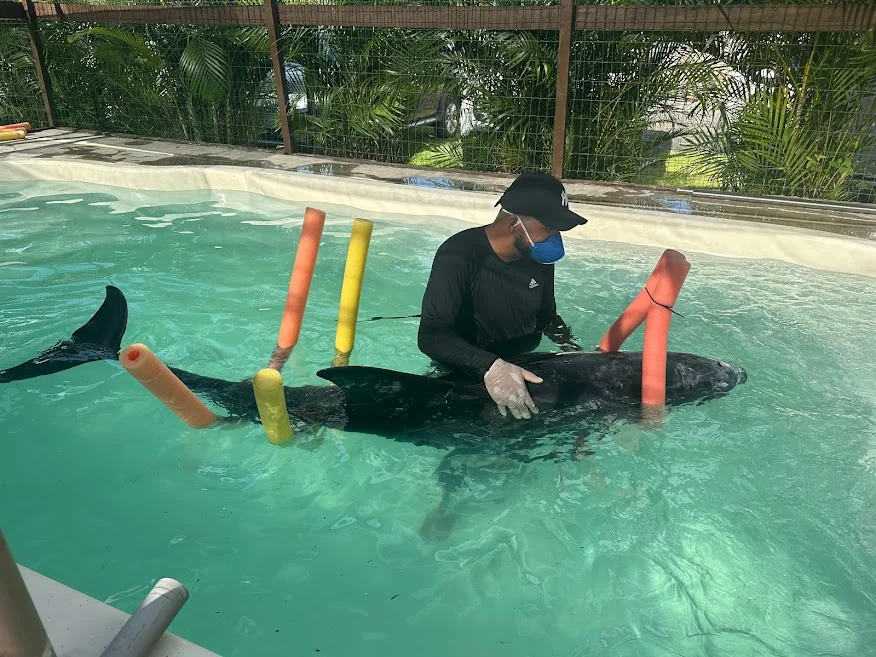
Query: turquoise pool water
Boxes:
[{"xmin": 1, "ymin": 180, "xmax": 875, "ymax": 657}]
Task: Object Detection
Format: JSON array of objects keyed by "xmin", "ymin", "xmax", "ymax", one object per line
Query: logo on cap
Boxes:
[{"xmin": 561, "ymin": 191, "xmax": 568, "ymax": 207}]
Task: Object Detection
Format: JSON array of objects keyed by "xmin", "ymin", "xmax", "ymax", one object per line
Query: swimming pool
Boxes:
[{"xmin": 1, "ymin": 179, "xmax": 875, "ymax": 657}]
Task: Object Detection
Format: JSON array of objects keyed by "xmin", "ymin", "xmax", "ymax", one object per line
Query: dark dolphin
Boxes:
[
  {"xmin": 2, "ymin": 285, "xmax": 747, "ymax": 537},
  {"xmin": 1, "ymin": 286, "xmax": 746, "ymax": 444}
]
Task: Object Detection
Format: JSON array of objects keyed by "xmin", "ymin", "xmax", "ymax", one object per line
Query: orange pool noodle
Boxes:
[
  {"xmin": 277, "ymin": 207, "xmax": 326, "ymax": 350},
  {"xmin": 120, "ymin": 343, "xmax": 217, "ymax": 429},
  {"xmin": 641, "ymin": 255, "xmax": 690, "ymax": 408},
  {"xmin": 0, "ymin": 122, "xmax": 29, "ymax": 132},
  {"xmin": 598, "ymin": 249, "xmax": 685, "ymax": 352}
]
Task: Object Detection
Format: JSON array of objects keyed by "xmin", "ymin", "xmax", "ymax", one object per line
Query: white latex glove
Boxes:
[{"xmin": 483, "ymin": 359, "xmax": 543, "ymax": 419}]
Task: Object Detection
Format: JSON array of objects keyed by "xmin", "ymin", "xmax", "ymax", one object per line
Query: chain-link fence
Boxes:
[
  {"xmin": 567, "ymin": 29, "xmax": 876, "ymax": 203},
  {"xmin": 1, "ymin": 0, "xmax": 874, "ymax": 203}
]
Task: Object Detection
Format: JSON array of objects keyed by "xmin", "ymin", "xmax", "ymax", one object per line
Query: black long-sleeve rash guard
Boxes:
[{"xmin": 417, "ymin": 226, "xmax": 578, "ymax": 378}]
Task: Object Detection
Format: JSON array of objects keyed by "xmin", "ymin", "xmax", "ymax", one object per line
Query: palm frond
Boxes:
[
  {"xmin": 414, "ymin": 140, "xmax": 463, "ymax": 168},
  {"xmin": 70, "ymin": 27, "xmax": 164, "ymax": 71},
  {"xmin": 179, "ymin": 35, "xmax": 230, "ymax": 104}
]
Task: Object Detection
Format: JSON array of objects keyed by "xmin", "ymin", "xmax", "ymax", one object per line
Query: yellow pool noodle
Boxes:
[
  {"xmin": 252, "ymin": 368, "xmax": 293, "ymax": 445},
  {"xmin": 333, "ymin": 218, "xmax": 373, "ymax": 367},
  {"xmin": 0, "ymin": 130, "xmax": 25, "ymax": 142}
]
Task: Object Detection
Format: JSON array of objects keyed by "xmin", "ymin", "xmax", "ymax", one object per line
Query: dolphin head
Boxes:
[
  {"xmin": 664, "ymin": 353, "xmax": 746, "ymax": 405},
  {"xmin": 721, "ymin": 360, "xmax": 747, "ymax": 387}
]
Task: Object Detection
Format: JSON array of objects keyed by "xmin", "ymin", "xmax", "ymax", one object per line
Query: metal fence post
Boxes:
[
  {"xmin": 264, "ymin": 0, "xmax": 294, "ymax": 154},
  {"xmin": 0, "ymin": 528, "xmax": 57, "ymax": 657},
  {"xmin": 21, "ymin": 0, "xmax": 56, "ymax": 127},
  {"xmin": 551, "ymin": 0, "xmax": 575, "ymax": 178}
]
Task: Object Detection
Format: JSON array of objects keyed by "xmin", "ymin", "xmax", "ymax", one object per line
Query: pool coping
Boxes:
[
  {"xmin": 1, "ymin": 130, "xmax": 875, "ymax": 278},
  {"xmin": 3, "ymin": 129, "xmax": 875, "ymax": 237}
]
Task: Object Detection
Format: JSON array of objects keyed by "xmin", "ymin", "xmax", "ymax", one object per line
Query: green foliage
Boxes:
[
  {"xmin": 566, "ymin": 34, "xmax": 729, "ymax": 181},
  {"xmin": 292, "ymin": 27, "xmax": 453, "ymax": 162},
  {"xmin": 682, "ymin": 31, "xmax": 876, "ymax": 201},
  {"xmin": 0, "ymin": 24, "xmax": 47, "ymax": 127},
  {"xmin": 179, "ymin": 36, "xmax": 230, "ymax": 105},
  {"xmin": 443, "ymin": 30, "xmax": 558, "ymax": 173},
  {"xmin": 430, "ymin": 29, "xmax": 726, "ymax": 181},
  {"xmin": 40, "ymin": 23, "xmax": 275, "ymax": 146},
  {"xmin": 411, "ymin": 139, "xmax": 463, "ymax": 169}
]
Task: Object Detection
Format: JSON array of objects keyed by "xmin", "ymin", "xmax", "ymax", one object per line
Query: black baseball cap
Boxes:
[{"xmin": 495, "ymin": 171, "xmax": 588, "ymax": 231}]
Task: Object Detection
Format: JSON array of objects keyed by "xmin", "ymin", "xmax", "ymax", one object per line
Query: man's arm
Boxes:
[
  {"xmin": 538, "ymin": 267, "xmax": 582, "ymax": 352},
  {"xmin": 417, "ymin": 247, "xmax": 499, "ymax": 377}
]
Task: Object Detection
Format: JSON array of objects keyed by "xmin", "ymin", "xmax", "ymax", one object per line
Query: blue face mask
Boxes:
[{"xmin": 515, "ymin": 218, "xmax": 565, "ymax": 264}]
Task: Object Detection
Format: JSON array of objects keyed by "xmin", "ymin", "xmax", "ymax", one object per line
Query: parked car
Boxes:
[{"xmin": 258, "ymin": 61, "xmax": 484, "ymax": 150}]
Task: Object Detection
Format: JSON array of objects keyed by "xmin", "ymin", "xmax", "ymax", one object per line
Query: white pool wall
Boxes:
[{"xmin": 1, "ymin": 158, "xmax": 874, "ymax": 279}]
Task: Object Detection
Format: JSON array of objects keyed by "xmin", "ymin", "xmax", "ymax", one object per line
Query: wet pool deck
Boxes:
[{"xmin": 2, "ymin": 128, "xmax": 874, "ymax": 241}]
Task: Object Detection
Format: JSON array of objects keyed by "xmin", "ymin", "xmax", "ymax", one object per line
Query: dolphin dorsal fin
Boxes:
[
  {"xmin": 316, "ymin": 366, "xmax": 455, "ymax": 405},
  {"xmin": 315, "ymin": 366, "xmax": 485, "ymax": 432}
]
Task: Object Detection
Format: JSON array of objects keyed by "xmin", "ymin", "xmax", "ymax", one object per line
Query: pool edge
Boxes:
[
  {"xmin": 20, "ymin": 565, "xmax": 221, "ymax": 657},
  {"xmin": 2, "ymin": 157, "xmax": 874, "ymax": 278}
]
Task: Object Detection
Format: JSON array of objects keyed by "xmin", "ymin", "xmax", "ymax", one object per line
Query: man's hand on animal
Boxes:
[{"xmin": 483, "ymin": 359, "xmax": 543, "ymax": 419}]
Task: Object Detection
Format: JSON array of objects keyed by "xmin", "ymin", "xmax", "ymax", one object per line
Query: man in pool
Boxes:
[{"xmin": 418, "ymin": 171, "xmax": 588, "ymax": 421}]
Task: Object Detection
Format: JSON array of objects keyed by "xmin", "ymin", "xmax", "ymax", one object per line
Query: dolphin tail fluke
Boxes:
[
  {"xmin": 71, "ymin": 285, "xmax": 128, "ymax": 352},
  {"xmin": 0, "ymin": 285, "xmax": 128, "ymax": 384}
]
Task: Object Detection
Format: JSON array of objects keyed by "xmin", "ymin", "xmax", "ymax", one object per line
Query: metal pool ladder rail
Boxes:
[{"xmin": 1, "ymin": 527, "xmax": 190, "ymax": 657}]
